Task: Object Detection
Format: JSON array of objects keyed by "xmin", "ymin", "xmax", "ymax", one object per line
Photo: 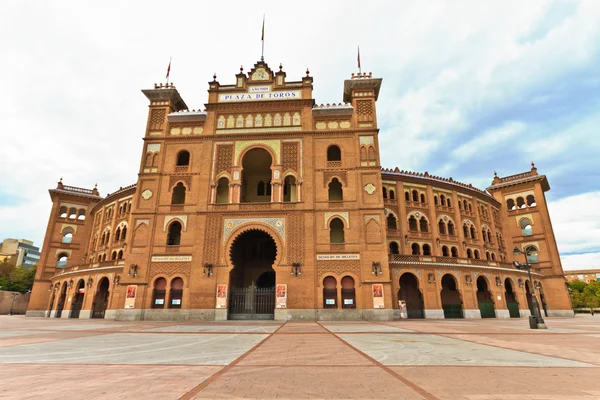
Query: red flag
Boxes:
[
  {"xmin": 166, "ymin": 58, "xmax": 171, "ymax": 79},
  {"xmin": 357, "ymin": 46, "xmax": 361, "ymax": 69}
]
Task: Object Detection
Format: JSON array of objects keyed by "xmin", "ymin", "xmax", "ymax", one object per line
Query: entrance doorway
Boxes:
[
  {"xmin": 92, "ymin": 277, "xmax": 110, "ymax": 319},
  {"xmin": 505, "ymin": 279, "xmax": 520, "ymax": 318},
  {"xmin": 228, "ymin": 230, "xmax": 276, "ymax": 320},
  {"xmin": 70, "ymin": 280, "xmax": 85, "ymax": 318},
  {"xmin": 55, "ymin": 282, "xmax": 67, "ymax": 318},
  {"xmin": 398, "ymin": 273, "xmax": 424, "ymax": 318},
  {"xmin": 441, "ymin": 274, "xmax": 463, "ymax": 318},
  {"xmin": 476, "ymin": 277, "xmax": 496, "ymax": 318}
]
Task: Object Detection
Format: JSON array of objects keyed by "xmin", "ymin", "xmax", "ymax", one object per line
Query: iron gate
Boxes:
[
  {"xmin": 507, "ymin": 302, "xmax": 520, "ymax": 318},
  {"xmin": 228, "ymin": 284, "xmax": 275, "ymax": 320},
  {"xmin": 478, "ymin": 302, "xmax": 496, "ymax": 318}
]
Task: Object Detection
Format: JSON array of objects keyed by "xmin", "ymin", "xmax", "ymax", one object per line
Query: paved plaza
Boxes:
[{"xmin": 0, "ymin": 316, "xmax": 599, "ymax": 399}]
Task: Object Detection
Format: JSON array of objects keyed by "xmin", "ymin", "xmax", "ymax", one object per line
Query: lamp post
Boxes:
[
  {"xmin": 9, "ymin": 292, "xmax": 19, "ymax": 316},
  {"xmin": 513, "ymin": 246, "xmax": 547, "ymax": 329}
]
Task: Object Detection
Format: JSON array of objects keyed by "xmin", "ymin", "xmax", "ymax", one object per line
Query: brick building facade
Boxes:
[{"xmin": 26, "ymin": 61, "xmax": 573, "ymax": 320}]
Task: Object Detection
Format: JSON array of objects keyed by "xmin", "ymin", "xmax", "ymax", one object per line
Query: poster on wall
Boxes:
[
  {"xmin": 216, "ymin": 284, "xmax": 227, "ymax": 309},
  {"xmin": 372, "ymin": 284, "xmax": 384, "ymax": 309},
  {"xmin": 276, "ymin": 284, "xmax": 287, "ymax": 309},
  {"xmin": 125, "ymin": 285, "xmax": 137, "ymax": 309}
]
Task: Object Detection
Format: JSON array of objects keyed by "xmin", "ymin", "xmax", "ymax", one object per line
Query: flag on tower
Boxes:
[
  {"xmin": 166, "ymin": 57, "xmax": 171, "ymax": 79},
  {"xmin": 261, "ymin": 15, "xmax": 265, "ymax": 41},
  {"xmin": 357, "ymin": 46, "xmax": 361, "ymax": 72}
]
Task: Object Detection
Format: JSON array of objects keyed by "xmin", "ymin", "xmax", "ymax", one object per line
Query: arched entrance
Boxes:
[
  {"xmin": 476, "ymin": 276, "xmax": 496, "ymax": 318},
  {"xmin": 505, "ymin": 279, "xmax": 520, "ymax": 318},
  {"xmin": 92, "ymin": 277, "xmax": 110, "ymax": 319},
  {"xmin": 70, "ymin": 280, "xmax": 85, "ymax": 318},
  {"xmin": 241, "ymin": 148, "xmax": 273, "ymax": 203},
  {"xmin": 441, "ymin": 274, "xmax": 463, "ymax": 318},
  {"xmin": 55, "ymin": 282, "xmax": 67, "ymax": 318},
  {"xmin": 228, "ymin": 229, "xmax": 276, "ymax": 320},
  {"xmin": 398, "ymin": 273, "xmax": 424, "ymax": 318}
]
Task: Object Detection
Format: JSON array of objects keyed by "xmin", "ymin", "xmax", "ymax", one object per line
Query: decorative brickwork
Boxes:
[
  {"xmin": 323, "ymin": 171, "xmax": 347, "ymax": 187},
  {"xmin": 150, "ymin": 262, "xmax": 191, "ymax": 278},
  {"xmin": 356, "ymin": 100, "xmax": 373, "ymax": 121},
  {"xmin": 286, "ymin": 213, "xmax": 305, "ymax": 265},
  {"xmin": 150, "ymin": 109, "xmax": 166, "ymax": 130},
  {"xmin": 215, "ymin": 144, "xmax": 233, "ymax": 177},
  {"xmin": 282, "ymin": 142, "xmax": 299, "ymax": 173},
  {"xmin": 169, "ymin": 175, "xmax": 192, "ymax": 190},
  {"xmin": 203, "ymin": 215, "xmax": 222, "ymax": 265},
  {"xmin": 317, "ymin": 260, "xmax": 361, "ymax": 278}
]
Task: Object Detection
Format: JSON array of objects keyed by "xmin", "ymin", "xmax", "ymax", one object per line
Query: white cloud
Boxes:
[
  {"xmin": 561, "ymin": 253, "xmax": 600, "ymax": 271},
  {"xmin": 548, "ymin": 191, "xmax": 600, "ymax": 254},
  {"xmin": 451, "ymin": 121, "xmax": 526, "ymax": 160}
]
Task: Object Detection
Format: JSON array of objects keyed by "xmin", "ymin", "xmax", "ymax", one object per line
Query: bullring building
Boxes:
[{"xmin": 27, "ymin": 60, "xmax": 573, "ymax": 321}]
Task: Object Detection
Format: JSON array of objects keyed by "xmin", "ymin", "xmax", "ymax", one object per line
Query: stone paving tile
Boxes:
[
  {"xmin": 0, "ymin": 364, "xmax": 221, "ymax": 400},
  {"xmin": 391, "ymin": 366, "xmax": 600, "ymax": 400},
  {"xmin": 0, "ymin": 333, "xmax": 267, "ymax": 365},
  {"xmin": 447, "ymin": 333, "xmax": 600, "ymax": 365},
  {"xmin": 193, "ymin": 365, "xmax": 426, "ymax": 399},
  {"xmin": 277, "ymin": 322, "xmax": 328, "ymax": 333},
  {"xmin": 322, "ymin": 323, "xmax": 414, "ymax": 333},
  {"xmin": 144, "ymin": 324, "xmax": 278, "ymax": 333},
  {"xmin": 0, "ymin": 330, "xmax": 108, "ymax": 347},
  {"xmin": 338, "ymin": 333, "xmax": 594, "ymax": 367},
  {"xmin": 239, "ymin": 333, "xmax": 373, "ymax": 366}
]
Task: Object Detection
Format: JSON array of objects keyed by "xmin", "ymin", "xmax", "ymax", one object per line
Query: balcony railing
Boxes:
[{"xmin": 388, "ymin": 254, "xmax": 513, "ymax": 269}]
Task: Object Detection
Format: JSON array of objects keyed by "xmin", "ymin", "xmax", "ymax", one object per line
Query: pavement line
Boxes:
[
  {"xmin": 316, "ymin": 321, "xmax": 439, "ymax": 400},
  {"xmin": 177, "ymin": 321, "xmax": 288, "ymax": 400},
  {"xmin": 438, "ymin": 333, "xmax": 600, "ymax": 367}
]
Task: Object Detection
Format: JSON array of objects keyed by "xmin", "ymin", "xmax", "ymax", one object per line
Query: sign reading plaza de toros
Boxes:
[{"xmin": 218, "ymin": 86, "xmax": 302, "ymax": 102}]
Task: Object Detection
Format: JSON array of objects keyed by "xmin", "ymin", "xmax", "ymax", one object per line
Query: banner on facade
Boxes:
[
  {"xmin": 372, "ymin": 284, "xmax": 384, "ymax": 309},
  {"xmin": 125, "ymin": 285, "xmax": 137, "ymax": 309},
  {"xmin": 316, "ymin": 254, "xmax": 360, "ymax": 261},
  {"xmin": 276, "ymin": 284, "xmax": 287, "ymax": 309},
  {"xmin": 216, "ymin": 284, "xmax": 227, "ymax": 309}
]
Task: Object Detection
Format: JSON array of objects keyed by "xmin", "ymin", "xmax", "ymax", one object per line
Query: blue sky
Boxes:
[{"xmin": 0, "ymin": 0, "xmax": 598, "ymax": 269}]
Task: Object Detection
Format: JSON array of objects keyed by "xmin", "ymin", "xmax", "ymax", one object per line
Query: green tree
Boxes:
[
  {"xmin": 568, "ymin": 280, "xmax": 587, "ymax": 293},
  {"xmin": 6, "ymin": 266, "xmax": 36, "ymax": 293}
]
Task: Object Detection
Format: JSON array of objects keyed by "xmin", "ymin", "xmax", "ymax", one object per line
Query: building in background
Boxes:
[
  {"xmin": 564, "ymin": 269, "xmax": 600, "ymax": 283},
  {"xmin": 0, "ymin": 239, "xmax": 40, "ymax": 267},
  {"xmin": 26, "ymin": 60, "xmax": 573, "ymax": 321}
]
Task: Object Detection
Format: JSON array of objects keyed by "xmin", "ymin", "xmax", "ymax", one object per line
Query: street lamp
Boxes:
[
  {"xmin": 513, "ymin": 246, "xmax": 547, "ymax": 329},
  {"xmin": 9, "ymin": 292, "xmax": 19, "ymax": 316}
]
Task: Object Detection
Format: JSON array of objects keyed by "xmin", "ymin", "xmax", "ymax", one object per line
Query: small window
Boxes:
[
  {"xmin": 329, "ymin": 218, "xmax": 345, "ymax": 244},
  {"xmin": 405, "ymin": 192, "xmax": 410, "ymax": 201},
  {"xmin": 467, "ymin": 249, "xmax": 473, "ymax": 259},
  {"xmin": 59, "ymin": 206, "xmax": 68, "ymax": 218},
  {"xmin": 442, "ymin": 246, "xmax": 449, "ymax": 257},
  {"xmin": 448, "ymin": 222, "xmax": 455, "ymax": 236},
  {"xmin": 422, "ymin": 244, "xmax": 431, "ymax": 256},
  {"xmin": 327, "ymin": 145, "xmax": 341, "ymax": 161},
  {"xmin": 420, "ymin": 193, "xmax": 426, "ymax": 203},
  {"xmin": 56, "ymin": 253, "xmax": 68, "ymax": 268},
  {"xmin": 68, "ymin": 208, "xmax": 77, "ymax": 219},
  {"xmin": 474, "ymin": 250, "xmax": 480, "ymax": 259},
  {"xmin": 77, "ymin": 209, "xmax": 86, "ymax": 220},
  {"xmin": 217, "ymin": 177, "xmax": 230, "ymax": 204},
  {"xmin": 411, "ymin": 243, "xmax": 420, "ymax": 255},
  {"xmin": 61, "ymin": 229, "xmax": 73, "ymax": 244},
  {"xmin": 328, "ymin": 178, "xmax": 343, "ymax": 201},
  {"xmin": 382, "ymin": 187, "xmax": 387, "ymax": 199},
  {"xmin": 389, "ymin": 242, "xmax": 400, "ymax": 255},
  {"xmin": 470, "ymin": 226, "xmax": 476, "ymax": 239},
  {"xmin": 434, "ymin": 196, "xmax": 438, "ymax": 205},
  {"xmin": 167, "ymin": 221, "xmax": 182, "ymax": 245},
  {"xmin": 419, "ymin": 217, "xmax": 428, "ymax": 232},
  {"xmin": 387, "ymin": 214, "xmax": 397, "ymax": 230},
  {"xmin": 527, "ymin": 195, "xmax": 536, "ymax": 207},
  {"xmin": 438, "ymin": 221, "xmax": 447, "ymax": 235},
  {"xmin": 323, "ymin": 276, "xmax": 337, "ymax": 309},
  {"xmin": 176, "ymin": 150, "xmax": 190, "ymax": 166},
  {"xmin": 409, "ymin": 216, "xmax": 418, "ymax": 232},
  {"xmin": 412, "ymin": 190, "xmax": 419, "ymax": 202},
  {"xmin": 451, "ymin": 247, "xmax": 458, "ymax": 258},
  {"xmin": 507, "ymin": 199, "xmax": 516, "ymax": 210},
  {"xmin": 440, "ymin": 194, "xmax": 446, "ymax": 206},
  {"xmin": 341, "ymin": 276, "xmax": 356, "ymax": 309},
  {"xmin": 169, "ymin": 277, "xmax": 184, "ymax": 308},
  {"xmin": 171, "ymin": 182, "xmax": 186, "ymax": 205},
  {"xmin": 389, "ymin": 190, "xmax": 395, "ymax": 200},
  {"xmin": 517, "ymin": 197, "xmax": 526, "ymax": 209},
  {"xmin": 520, "ymin": 218, "xmax": 533, "ymax": 236}
]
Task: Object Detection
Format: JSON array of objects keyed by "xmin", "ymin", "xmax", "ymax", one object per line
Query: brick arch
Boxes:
[
  {"xmin": 407, "ymin": 210, "xmax": 429, "ymax": 222},
  {"xmin": 236, "ymin": 143, "xmax": 278, "ymax": 166},
  {"xmin": 224, "ymin": 224, "xmax": 284, "ymax": 270}
]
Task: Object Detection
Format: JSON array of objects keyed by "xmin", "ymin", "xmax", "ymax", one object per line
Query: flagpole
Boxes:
[
  {"xmin": 358, "ymin": 46, "xmax": 361, "ymax": 75},
  {"xmin": 166, "ymin": 56, "xmax": 172, "ymax": 85},
  {"xmin": 261, "ymin": 15, "xmax": 265, "ymax": 61}
]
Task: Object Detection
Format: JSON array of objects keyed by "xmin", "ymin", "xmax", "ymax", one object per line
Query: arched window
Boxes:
[
  {"xmin": 411, "ymin": 243, "xmax": 420, "ymax": 255},
  {"xmin": 167, "ymin": 221, "xmax": 182, "ymax": 246},
  {"xmin": 360, "ymin": 147, "xmax": 367, "ymax": 161},
  {"xmin": 111, "ymin": 251, "xmax": 117, "ymax": 260},
  {"xmin": 482, "ymin": 229, "xmax": 487, "ymax": 242},
  {"xmin": 216, "ymin": 177, "xmax": 230, "ymax": 204},
  {"xmin": 409, "ymin": 216, "xmax": 418, "ymax": 232},
  {"xmin": 323, "ymin": 276, "xmax": 337, "ymax": 308},
  {"xmin": 341, "ymin": 276, "xmax": 356, "ymax": 309},
  {"xmin": 102, "ymin": 253, "xmax": 107, "ymax": 261},
  {"xmin": 412, "ymin": 190, "xmax": 419, "ymax": 202},
  {"xmin": 447, "ymin": 198, "xmax": 452, "ymax": 208},
  {"xmin": 527, "ymin": 195, "xmax": 536, "ymax": 207},
  {"xmin": 152, "ymin": 277, "xmax": 167, "ymax": 308},
  {"xmin": 389, "ymin": 242, "xmax": 399, "ymax": 255},
  {"xmin": 121, "ymin": 226, "xmax": 127, "ymax": 241},
  {"xmin": 507, "ymin": 199, "xmax": 516, "ymax": 210},
  {"xmin": 328, "ymin": 178, "xmax": 343, "ymax": 201},
  {"xmin": 463, "ymin": 224, "xmax": 469, "ymax": 238},
  {"xmin": 438, "ymin": 220, "xmax": 447, "ymax": 235},
  {"xmin": 442, "ymin": 246, "xmax": 449, "ymax": 257},
  {"xmin": 382, "ymin": 187, "xmax": 387, "ymax": 199},
  {"xmin": 169, "ymin": 277, "xmax": 184, "ymax": 308},
  {"xmin": 474, "ymin": 250, "xmax": 480, "ymax": 259},
  {"xmin": 526, "ymin": 246, "xmax": 539, "ymax": 263},
  {"xmin": 468, "ymin": 203, "xmax": 472, "ymax": 213},
  {"xmin": 389, "ymin": 190, "xmax": 395, "ymax": 200},
  {"xmin": 434, "ymin": 196, "xmax": 438, "ymax": 206},
  {"xmin": 491, "ymin": 253, "xmax": 496, "ymax": 261},
  {"xmin": 100, "ymin": 232, "xmax": 106, "ymax": 245},
  {"xmin": 405, "ymin": 192, "xmax": 410, "ymax": 201},
  {"xmin": 97, "ymin": 254, "xmax": 102, "ymax": 262},
  {"xmin": 420, "ymin": 193, "xmax": 426, "ymax": 203},
  {"xmin": 470, "ymin": 226, "xmax": 476, "ymax": 239},
  {"xmin": 56, "ymin": 253, "xmax": 68, "ymax": 268},
  {"xmin": 448, "ymin": 221, "xmax": 455, "ymax": 236},
  {"xmin": 485, "ymin": 251, "xmax": 490, "ymax": 260},
  {"xmin": 77, "ymin": 209, "xmax": 86, "ymax": 220},
  {"xmin": 487, "ymin": 230, "xmax": 492, "ymax": 243},
  {"xmin": 458, "ymin": 201, "xmax": 462, "ymax": 210},
  {"xmin": 105, "ymin": 230, "xmax": 110, "ymax": 244},
  {"xmin": 419, "ymin": 217, "xmax": 428, "ymax": 232},
  {"xmin": 61, "ymin": 228, "xmax": 73, "ymax": 244},
  {"xmin": 68, "ymin": 208, "xmax": 77, "ymax": 219},
  {"xmin": 327, "ymin": 145, "xmax": 341, "ymax": 161},
  {"xmin": 440, "ymin": 194, "xmax": 446, "ymax": 206},
  {"xmin": 115, "ymin": 227, "xmax": 121, "ymax": 242},
  {"xmin": 176, "ymin": 150, "xmax": 190, "ymax": 166},
  {"xmin": 520, "ymin": 218, "xmax": 533, "ymax": 236},
  {"xmin": 387, "ymin": 214, "xmax": 397, "ymax": 230},
  {"xmin": 118, "ymin": 250, "xmax": 124, "ymax": 260},
  {"xmin": 466, "ymin": 249, "xmax": 473, "ymax": 259},
  {"xmin": 329, "ymin": 218, "xmax": 345, "ymax": 244},
  {"xmin": 59, "ymin": 206, "xmax": 68, "ymax": 218},
  {"xmin": 171, "ymin": 182, "xmax": 186, "ymax": 205},
  {"xmin": 257, "ymin": 180, "xmax": 265, "ymax": 196},
  {"xmin": 517, "ymin": 197, "xmax": 526, "ymax": 209},
  {"xmin": 463, "ymin": 200, "xmax": 468, "ymax": 210},
  {"xmin": 422, "ymin": 244, "xmax": 431, "ymax": 256},
  {"xmin": 451, "ymin": 247, "xmax": 458, "ymax": 257},
  {"xmin": 152, "ymin": 153, "xmax": 159, "ymax": 167},
  {"xmin": 283, "ymin": 175, "xmax": 297, "ymax": 202}
]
